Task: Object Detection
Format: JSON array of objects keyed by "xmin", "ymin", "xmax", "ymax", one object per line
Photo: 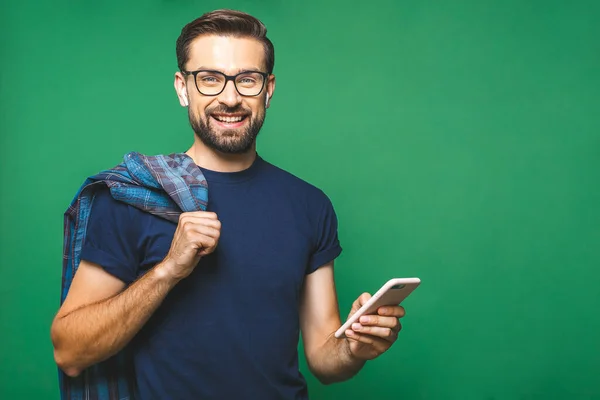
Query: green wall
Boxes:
[{"xmin": 1, "ymin": 1, "xmax": 599, "ymax": 399}]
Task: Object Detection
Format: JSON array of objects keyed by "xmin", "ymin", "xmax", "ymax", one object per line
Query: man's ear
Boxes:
[
  {"xmin": 174, "ymin": 72, "xmax": 189, "ymax": 107},
  {"xmin": 265, "ymin": 74, "xmax": 276, "ymax": 109}
]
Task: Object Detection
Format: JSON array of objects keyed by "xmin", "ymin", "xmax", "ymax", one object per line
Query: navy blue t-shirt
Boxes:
[{"xmin": 80, "ymin": 155, "xmax": 342, "ymax": 400}]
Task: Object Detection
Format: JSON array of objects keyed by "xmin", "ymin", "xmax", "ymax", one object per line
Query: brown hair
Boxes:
[{"xmin": 176, "ymin": 9, "xmax": 275, "ymax": 74}]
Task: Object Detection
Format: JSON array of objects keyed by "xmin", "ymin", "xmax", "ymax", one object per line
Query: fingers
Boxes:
[
  {"xmin": 179, "ymin": 212, "xmax": 221, "ymax": 230},
  {"xmin": 194, "ymin": 233, "xmax": 219, "ymax": 257},
  {"xmin": 359, "ymin": 314, "xmax": 402, "ymax": 329},
  {"xmin": 344, "ymin": 294, "xmax": 407, "ymax": 359},
  {"xmin": 174, "ymin": 212, "xmax": 221, "ymax": 258},
  {"xmin": 347, "ymin": 306, "xmax": 405, "ymax": 343},
  {"xmin": 357, "ymin": 292, "xmax": 372, "ymax": 306},
  {"xmin": 349, "ymin": 321, "xmax": 402, "ymax": 342},
  {"xmin": 345, "ymin": 329, "xmax": 391, "ymax": 350},
  {"xmin": 349, "ymin": 292, "xmax": 372, "ymax": 316},
  {"xmin": 354, "ymin": 314, "xmax": 402, "ymax": 342},
  {"xmin": 180, "ymin": 211, "xmax": 219, "ymax": 220},
  {"xmin": 349, "ymin": 294, "xmax": 405, "ymax": 320},
  {"xmin": 179, "ymin": 212, "xmax": 221, "ymax": 239},
  {"xmin": 377, "ymin": 305, "xmax": 405, "ymax": 318},
  {"xmin": 161, "ymin": 212, "xmax": 222, "ymax": 280},
  {"xmin": 191, "ymin": 232, "xmax": 219, "ymax": 249},
  {"xmin": 351, "ymin": 292, "xmax": 372, "ymax": 308},
  {"xmin": 182, "ymin": 221, "xmax": 221, "ymax": 239}
]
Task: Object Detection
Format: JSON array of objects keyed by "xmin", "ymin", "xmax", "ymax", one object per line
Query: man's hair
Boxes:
[{"xmin": 176, "ymin": 9, "xmax": 275, "ymax": 74}]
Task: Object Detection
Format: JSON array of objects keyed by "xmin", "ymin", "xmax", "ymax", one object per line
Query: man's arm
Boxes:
[
  {"xmin": 299, "ymin": 262, "xmax": 364, "ymax": 384},
  {"xmin": 51, "ymin": 211, "xmax": 221, "ymax": 377},
  {"xmin": 51, "ymin": 259, "xmax": 178, "ymax": 377},
  {"xmin": 299, "ymin": 262, "xmax": 405, "ymax": 384}
]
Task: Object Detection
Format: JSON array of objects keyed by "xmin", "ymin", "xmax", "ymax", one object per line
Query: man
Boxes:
[{"xmin": 51, "ymin": 9, "xmax": 405, "ymax": 399}]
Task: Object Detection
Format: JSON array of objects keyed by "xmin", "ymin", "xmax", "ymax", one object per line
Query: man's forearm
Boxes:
[
  {"xmin": 308, "ymin": 335, "xmax": 366, "ymax": 385},
  {"xmin": 51, "ymin": 262, "xmax": 178, "ymax": 377}
]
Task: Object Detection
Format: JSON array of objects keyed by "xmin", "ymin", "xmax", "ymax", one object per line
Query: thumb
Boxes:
[{"xmin": 348, "ymin": 292, "xmax": 372, "ymax": 318}]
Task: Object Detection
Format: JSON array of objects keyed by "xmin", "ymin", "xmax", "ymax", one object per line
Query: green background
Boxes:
[{"xmin": 1, "ymin": 0, "xmax": 599, "ymax": 399}]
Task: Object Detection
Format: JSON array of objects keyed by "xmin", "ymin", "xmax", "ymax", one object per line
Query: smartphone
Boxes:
[{"xmin": 334, "ymin": 277, "xmax": 421, "ymax": 339}]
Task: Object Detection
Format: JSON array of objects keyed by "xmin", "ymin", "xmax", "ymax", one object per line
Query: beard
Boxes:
[{"xmin": 188, "ymin": 104, "xmax": 265, "ymax": 154}]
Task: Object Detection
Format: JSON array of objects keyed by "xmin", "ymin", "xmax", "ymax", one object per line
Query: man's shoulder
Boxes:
[
  {"xmin": 260, "ymin": 158, "xmax": 330, "ymax": 201},
  {"xmin": 89, "ymin": 187, "xmax": 134, "ymax": 217},
  {"xmin": 90, "ymin": 186, "xmax": 153, "ymax": 222}
]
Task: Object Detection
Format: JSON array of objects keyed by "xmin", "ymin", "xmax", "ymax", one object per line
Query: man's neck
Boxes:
[{"xmin": 185, "ymin": 141, "xmax": 257, "ymax": 173}]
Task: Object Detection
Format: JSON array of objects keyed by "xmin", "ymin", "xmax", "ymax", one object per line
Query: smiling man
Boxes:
[
  {"xmin": 180, "ymin": 35, "xmax": 269, "ymax": 155},
  {"xmin": 51, "ymin": 9, "xmax": 405, "ymax": 399}
]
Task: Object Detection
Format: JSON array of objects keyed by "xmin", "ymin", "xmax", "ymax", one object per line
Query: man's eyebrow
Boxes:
[{"xmin": 190, "ymin": 66, "xmax": 264, "ymax": 74}]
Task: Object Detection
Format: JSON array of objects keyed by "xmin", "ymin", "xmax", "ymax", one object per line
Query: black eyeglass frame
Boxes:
[{"xmin": 182, "ymin": 69, "xmax": 270, "ymax": 97}]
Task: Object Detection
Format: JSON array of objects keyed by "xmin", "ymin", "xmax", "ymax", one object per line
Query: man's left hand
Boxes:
[{"xmin": 343, "ymin": 293, "xmax": 405, "ymax": 360}]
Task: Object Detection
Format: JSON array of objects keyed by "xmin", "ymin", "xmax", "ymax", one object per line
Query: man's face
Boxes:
[{"xmin": 179, "ymin": 35, "xmax": 274, "ymax": 154}]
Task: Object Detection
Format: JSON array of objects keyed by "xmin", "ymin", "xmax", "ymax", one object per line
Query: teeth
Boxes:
[{"xmin": 214, "ymin": 115, "xmax": 243, "ymax": 123}]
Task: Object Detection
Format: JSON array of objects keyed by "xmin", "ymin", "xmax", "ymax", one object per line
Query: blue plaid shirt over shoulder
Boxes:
[{"xmin": 59, "ymin": 151, "xmax": 208, "ymax": 400}]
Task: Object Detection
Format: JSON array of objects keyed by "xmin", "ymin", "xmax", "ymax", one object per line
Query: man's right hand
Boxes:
[{"xmin": 162, "ymin": 211, "xmax": 221, "ymax": 280}]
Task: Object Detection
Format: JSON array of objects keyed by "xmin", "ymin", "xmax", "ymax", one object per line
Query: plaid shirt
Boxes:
[{"xmin": 59, "ymin": 151, "xmax": 208, "ymax": 400}]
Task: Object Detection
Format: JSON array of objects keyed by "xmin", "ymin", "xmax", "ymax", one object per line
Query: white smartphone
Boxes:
[{"xmin": 334, "ymin": 277, "xmax": 421, "ymax": 339}]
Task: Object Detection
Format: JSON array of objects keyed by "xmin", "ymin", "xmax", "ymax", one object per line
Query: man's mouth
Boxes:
[{"xmin": 211, "ymin": 114, "xmax": 249, "ymax": 128}]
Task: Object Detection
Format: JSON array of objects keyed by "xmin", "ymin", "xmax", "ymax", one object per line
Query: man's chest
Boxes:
[{"xmin": 137, "ymin": 197, "xmax": 315, "ymax": 290}]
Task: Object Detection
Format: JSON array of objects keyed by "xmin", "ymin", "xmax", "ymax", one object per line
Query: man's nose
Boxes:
[{"xmin": 217, "ymin": 80, "xmax": 242, "ymax": 108}]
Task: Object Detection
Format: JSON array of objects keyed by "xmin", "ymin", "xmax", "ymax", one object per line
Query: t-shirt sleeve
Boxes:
[
  {"xmin": 307, "ymin": 193, "xmax": 343, "ymax": 274},
  {"xmin": 79, "ymin": 188, "xmax": 140, "ymax": 284}
]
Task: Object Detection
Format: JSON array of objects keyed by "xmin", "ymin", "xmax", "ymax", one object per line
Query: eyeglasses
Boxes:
[{"xmin": 182, "ymin": 69, "xmax": 269, "ymax": 97}]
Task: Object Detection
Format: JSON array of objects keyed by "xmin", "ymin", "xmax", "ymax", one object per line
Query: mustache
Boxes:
[{"xmin": 207, "ymin": 105, "xmax": 251, "ymax": 116}]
